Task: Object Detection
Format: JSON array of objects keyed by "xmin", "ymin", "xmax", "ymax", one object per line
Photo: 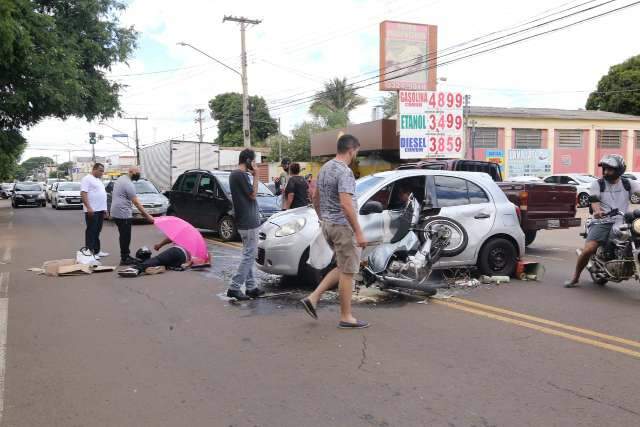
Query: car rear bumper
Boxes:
[{"xmin": 526, "ymin": 217, "xmax": 582, "ymax": 230}]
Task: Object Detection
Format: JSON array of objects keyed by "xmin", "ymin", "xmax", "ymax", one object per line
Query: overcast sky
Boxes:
[{"xmin": 22, "ymin": 0, "xmax": 640, "ymax": 162}]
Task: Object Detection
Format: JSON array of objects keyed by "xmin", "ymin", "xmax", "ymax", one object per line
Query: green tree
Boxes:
[
  {"xmin": 58, "ymin": 161, "xmax": 74, "ymax": 176},
  {"xmin": 309, "ymin": 77, "xmax": 367, "ymax": 128},
  {"xmin": 0, "ymin": 130, "xmax": 26, "ymax": 181},
  {"xmin": 208, "ymin": 93, "xmax": 278, "ymax": 147},
  {"xmin": 21, "ymin": 156, "xmax": 54, "ymax": 177},
  {"xmin": 586, "ymin": 55, "xmax": 640, "ymax": 115},
  {"xmin": 0, "ymin": 0, "xmax": 137, "ymax": 177},
  {"xmin": 382, "ymin": 92, "xmax": 398, "ymax": 118}
]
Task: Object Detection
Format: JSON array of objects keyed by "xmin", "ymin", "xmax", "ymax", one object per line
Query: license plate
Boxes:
[
  {"xmin": 548, "ymin": 219, "xmax": 560, "ymax": 228},
  {"xmin": 71, "ymin": 199, "xmax": 80, "ymax": 203}
]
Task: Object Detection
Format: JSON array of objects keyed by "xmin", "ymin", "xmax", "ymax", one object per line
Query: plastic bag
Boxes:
[
  {"xmin": 307, "ymin": 228, "xmax": 333, "ymax": 270},
  {"xmin": 76, "ymin": 247, "xmax": 101, "ymax": 266}
]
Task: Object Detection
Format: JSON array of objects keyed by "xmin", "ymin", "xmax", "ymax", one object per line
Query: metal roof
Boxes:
[{"xmin": 470, "ymin": 106, "xmax": 640, "ymax": 121}]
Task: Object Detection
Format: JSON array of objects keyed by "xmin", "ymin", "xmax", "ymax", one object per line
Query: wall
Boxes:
[{"xmin": 469, "ymin": 116, "xmax": 640, "ymax": 176}]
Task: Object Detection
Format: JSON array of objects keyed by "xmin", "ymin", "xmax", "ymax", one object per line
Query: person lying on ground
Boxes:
[{"xmin": 118, "ymin": 237, "xmax": 208, "ymax": 277}]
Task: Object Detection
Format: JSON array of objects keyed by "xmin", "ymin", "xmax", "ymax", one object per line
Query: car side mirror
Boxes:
[
  {"xmin": 567, "ymin": 181, "xmax": 578, "ymax": 185},
  {"xmin": 204, "ymin": 189, "xmax": 215, "ymax": 196},
  {"xmin": 360, "ymin": 200, "xmax": 384, "ymax": 215}
]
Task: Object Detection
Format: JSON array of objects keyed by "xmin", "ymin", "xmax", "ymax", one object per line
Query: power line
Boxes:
[
  {"xmin": 267, "ymin": 0, "xmax": 630, "ymax": 112},
  {"xmin": 268, "ymin": 0, "xmax": 640, "ymax": 113}
]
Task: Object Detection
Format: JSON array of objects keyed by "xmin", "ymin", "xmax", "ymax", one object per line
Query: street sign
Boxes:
[
  {"xmin": 398, "ymin": 90, "xmax": 465, "ymax": 159},
  {"xmin": 89, "ymin": 131, "xmax": 96, "ymax": 145}
]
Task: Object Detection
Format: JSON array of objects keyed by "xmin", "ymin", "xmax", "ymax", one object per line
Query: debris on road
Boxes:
[{"xmin": 33, "ymin": 259, "xmax": 116, "ymax": 277}]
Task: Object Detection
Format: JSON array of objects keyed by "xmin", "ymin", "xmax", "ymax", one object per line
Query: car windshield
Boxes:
[
  {"xmin": 58, "ymin": 183, "xmax": 80, "ymax": 191},
  {"xmin": 15, "ymin": 183, "xmax": 42, "ymax": 191},
  {"xmin": 216, "ymin": 175, "xmax": 273, "ymax": 196},
  {"xmin": 575, "ymin": 175, "xmax": 596, "ymax": 183},
  {"xmin": 134, "ymin": 180, "xmax": 158, "ymax": 194},
  {"xmin": 355, "ymin": 175, "xmax": 386, "ymax": 197}
]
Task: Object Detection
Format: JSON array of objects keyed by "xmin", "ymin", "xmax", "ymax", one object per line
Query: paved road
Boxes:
[{"xmin": 1, "ymin": 201, "xmax": 640, "ymax": 426}]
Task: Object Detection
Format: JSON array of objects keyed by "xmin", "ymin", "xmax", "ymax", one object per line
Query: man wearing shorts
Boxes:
[
  {"xmin": 300, "ymin": 134, "xmax": 369, "ymax": 329},
  {"xmin": 565, "ymin": 154, "xmax": 640, "ymax": 287}
]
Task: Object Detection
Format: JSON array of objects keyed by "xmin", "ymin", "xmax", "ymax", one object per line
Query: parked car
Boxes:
[
  {"xmin": 543, "ymin": 174, "xmax": 597, "ymax": 207},
  {"xmin": 105, "ymin": 178, "xmax": 169, "ymax": 219},
  {"xmin": 165, "ymin": 169, "xmax": 280, "ymax": 241},
  {"xmin": 11, "ymin": 182, "xmax": 46, "ymax": 208},
  {"xmin": 622, "ymin": 173, "xmax": 640, "ymax": 204},
  {"xmin": 257, "ymin": 169, "xmax": 525, "ymax": 285},
  {"xmin": 397, "ymin": 159, "xmax": 581, "ymax": 246},
  {"xmin": 50, "ymin": 182, "xmax": 82, "ymax": 209},
  {"xmin": 0, "ymin": 183, "xmax": 14, "ymax": 199}
]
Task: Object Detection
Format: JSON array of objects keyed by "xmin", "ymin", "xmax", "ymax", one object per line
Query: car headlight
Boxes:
[
  {"xmin": 274, "ymin": 218, "xmax": 306, "ymax": 237},
  {"xmin": 632, "ymin": 219, "xmax": 640, "ymax": 235}
]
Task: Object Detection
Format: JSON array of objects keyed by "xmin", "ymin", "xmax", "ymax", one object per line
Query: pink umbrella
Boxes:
[{"xmin": 154, "ymin": 216, "xmax": 210, "ymax": 264}]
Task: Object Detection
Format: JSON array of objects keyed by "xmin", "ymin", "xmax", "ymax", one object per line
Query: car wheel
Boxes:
[
  {"xmin": 632, "ymin": 193, "xmax": 640, "ymax": 205},
  {"xmin": 524, "ymin": 230, "xmax": 537, "ymax": 247},
  {"xmin": 578, "ymin": 192, "xmax": 590, "ymax": 208},
  {"xmin": 478, "ymin": 237, "xmax": 517, "ymax": 277},
  {"xmin": 293, "ymin": 248, "xmax": 334, "ymax": 288},
  {"xmin": 418, "ymin": 217, "xmax": 468, "ymax": 257},
  {"xmin": 218, "ymin": 216, "xmax": 238, "ymax": 242}
]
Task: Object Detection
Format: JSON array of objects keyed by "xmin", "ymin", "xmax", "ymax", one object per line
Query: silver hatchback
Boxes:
[{"xmin": 256, "ymin": 169, "xmax": 525, "ymax": 284}]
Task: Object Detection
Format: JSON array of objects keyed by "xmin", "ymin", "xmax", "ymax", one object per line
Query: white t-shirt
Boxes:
[{"xmin": 80, "ymin": 175, "xmax": 107, "ymax": 212}]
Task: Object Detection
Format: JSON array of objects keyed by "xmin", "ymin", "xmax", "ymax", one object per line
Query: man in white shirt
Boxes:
[{"xmin": 80, "ymin": 163, "xmax": 109, "ymax": 258}]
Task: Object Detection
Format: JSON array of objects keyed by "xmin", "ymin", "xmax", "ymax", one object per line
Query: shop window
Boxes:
[{"xmin": 473, "ymin": 128, "xmax": 499, "ymax": 148}]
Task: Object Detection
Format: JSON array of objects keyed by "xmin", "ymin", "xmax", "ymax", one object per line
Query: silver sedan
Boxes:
[{"xmin": 256, "ymin": 169, "xmax": 525, "ymax": 284}]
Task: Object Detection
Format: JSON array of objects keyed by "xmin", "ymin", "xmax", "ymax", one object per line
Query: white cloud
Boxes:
[{"xmin": 23, "ymin": 0, "xmax": 640, "ymax": 162}]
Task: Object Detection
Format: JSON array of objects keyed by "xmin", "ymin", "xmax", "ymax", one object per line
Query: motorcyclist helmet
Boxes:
[
  {"xmin": 136, "ymin": 246, "xmax": 152, "ymax": 261},
  {"xmin": 598, "ymin": 154, "xmax": 626, "ymax": 177}
]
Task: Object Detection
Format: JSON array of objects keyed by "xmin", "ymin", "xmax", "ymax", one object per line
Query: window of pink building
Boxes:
[
  {"xmin": 473, "ymin": 128, "xmax": 499, "ymax": 148},
  {"xmin": 557, "ymin": 129, "xmax": 583, "ymax": 148},
  {"xmin": 514, "ymin": 128, "xmax": 542, "ymax": 148},
  {"xmin": 635, "ymin": 130, "xmax": 640, "ymax": 149},
  {"xmin": 597, "ymin": 130, "xmax": 622, "ymax": 148}
]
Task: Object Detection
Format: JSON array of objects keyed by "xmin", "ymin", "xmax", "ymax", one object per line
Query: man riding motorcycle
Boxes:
[{"xmin": 565, "ymin": 154, "xmax": 640, "ymax": 287}]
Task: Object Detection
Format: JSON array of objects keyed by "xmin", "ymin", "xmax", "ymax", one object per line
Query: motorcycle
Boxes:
[
  {"xmin": 583, "ymin": 208, "xmax": 640, "ymax": 285},
  {"xmin": 356, "ymin": 194, "xmax": 453, "ymax": 295}
]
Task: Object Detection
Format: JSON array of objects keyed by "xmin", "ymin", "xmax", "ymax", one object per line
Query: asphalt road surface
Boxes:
[{"xmin": 2, "ymin": 200, "xmax": 640, "ymax": 426}]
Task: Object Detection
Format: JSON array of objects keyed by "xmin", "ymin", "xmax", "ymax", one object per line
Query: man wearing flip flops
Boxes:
[{"xmin": 300, "ymin": 134, "xmax": 369, "ymax": 329}]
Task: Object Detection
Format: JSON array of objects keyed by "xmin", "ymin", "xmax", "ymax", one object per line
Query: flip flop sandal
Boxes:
[
  {"xmin": 338, "ymin": 320, "xmax": 370, "ymax": 329},
  {"xmin": 300, "ymin": 298, "xmax": 318, "ymax": 319}
]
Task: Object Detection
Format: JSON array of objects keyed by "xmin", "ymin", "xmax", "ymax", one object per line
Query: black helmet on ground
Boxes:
[{"xmin": 136, "ymin": 246, "xmax": 152, "ymax": 261}]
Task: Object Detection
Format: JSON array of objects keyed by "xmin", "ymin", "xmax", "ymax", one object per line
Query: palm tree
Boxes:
[{"xmin": 309, "ymin": 77, "xmax": 367, "ymax": 127}]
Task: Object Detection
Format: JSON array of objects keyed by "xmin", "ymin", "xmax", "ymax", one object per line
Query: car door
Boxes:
[
  {"xmin": 431, "ymin": 175, "xmax": 495, "ymax": 265},
  {"xmin": 192, "ymin": 174, "xmax": 221, "ymax": 230},
  {"xmin": 171, "ymin": 173, "xmax": 199, "ymax": 223}
]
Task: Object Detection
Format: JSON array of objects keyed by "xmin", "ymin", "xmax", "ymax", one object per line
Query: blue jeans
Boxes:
[{"xmin": 230, "ymin": 228, "xmax": 258, "ymax": 291}]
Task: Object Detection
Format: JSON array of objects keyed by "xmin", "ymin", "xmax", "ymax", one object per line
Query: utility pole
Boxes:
[
  {"xmin": 123, "ymin": 116, "xmax": 148, "ymax": 165},
  {"xmin": 223, "ymin": 15, "xmax": 262, "ymax": 148},
  {"xmin": 195, "ymin": 108, "xmax": 205, "ymax": 168},
  {"xmin": 471, "ymin": 120, "xmax": 478, "ymax": 160},
  {"xmin": 54, "ymin": 154, "xmax": 59, "ymax": 180},
  {"xmin": 277, "ymin": 117, "xmax": 282, "ymax": 162}
]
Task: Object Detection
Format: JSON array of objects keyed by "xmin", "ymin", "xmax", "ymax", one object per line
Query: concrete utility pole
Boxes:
[
  {"xmin": 123, "ymin": 116, "xmax": 148, "ymax": 165},
  {"xmin": 195, "ymin": 108, "xmax": 205, "ymax": 169},
  {"xmin": 223, "ymin": 15, "xmax": 262, "ymax": 148},
  {"xmin": 463, "ymin": 94, "xmax": 471, "ymax": 159}
]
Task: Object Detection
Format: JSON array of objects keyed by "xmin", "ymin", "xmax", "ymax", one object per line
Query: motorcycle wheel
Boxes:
[
  {"xmin": 589, "ymin": 271, "xmax": 608, "ymax": 286},
  {"xmin": 418, "ymin": 217, "xmax": 468, "ymax": 257}
]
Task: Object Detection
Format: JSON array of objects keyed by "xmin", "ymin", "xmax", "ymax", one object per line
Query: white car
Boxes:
[
  {"xmin": 543, "ymin": 174, "xmax": 597, "ymax": 207},
  {"xmin": 256, "ymin": 169, "xmax": 525, "ymax": 284},
  {"xmin": 622, "ymin": 173, "xmax": 640, "ymax": 204},
  {"xmin": 51, "ymin": 182, "xmax": 82, "ymax": 209}
]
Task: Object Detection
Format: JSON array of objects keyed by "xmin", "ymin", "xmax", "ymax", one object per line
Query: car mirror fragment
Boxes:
[
  {"xmin": 360, "ymin": 200, "xmax": 384, "ymax": 215},
  {"xmin": 568, "ymin": 181, "xmax": 578, "ymax": 185}
]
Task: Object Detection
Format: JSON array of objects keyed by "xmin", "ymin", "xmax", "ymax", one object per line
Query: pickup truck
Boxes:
[{"xmin": 397, "ymin": 160, "xmax": 581, "ymax": 246}]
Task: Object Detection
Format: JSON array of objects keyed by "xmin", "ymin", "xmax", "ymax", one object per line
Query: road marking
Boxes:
[
  {"xmin": 205, "ymin": 238, "xmax": 243, "ymax": 250},
  {"xmin": 452, "ymin": 297, "xmax": 640, "ymax": 349},
  {"xmin": 1, "ymin": 247, "xmax": 10, "ymax": 264},
  {"xmin": 0, "ymin": 273, "xmax": 9, "ymax": 424},
  {"xmin": 433, "ymin": 298, "xmax": 640, "ymax": 359}
]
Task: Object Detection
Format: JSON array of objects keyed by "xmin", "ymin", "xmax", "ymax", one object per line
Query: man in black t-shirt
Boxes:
[
  {"xmin": 283, "ymin": 162, "xmax": 310, "ymax": 209},
  {"xmin": 227, "ymin": 149, "xmax": 265, "ymax": 301}
]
